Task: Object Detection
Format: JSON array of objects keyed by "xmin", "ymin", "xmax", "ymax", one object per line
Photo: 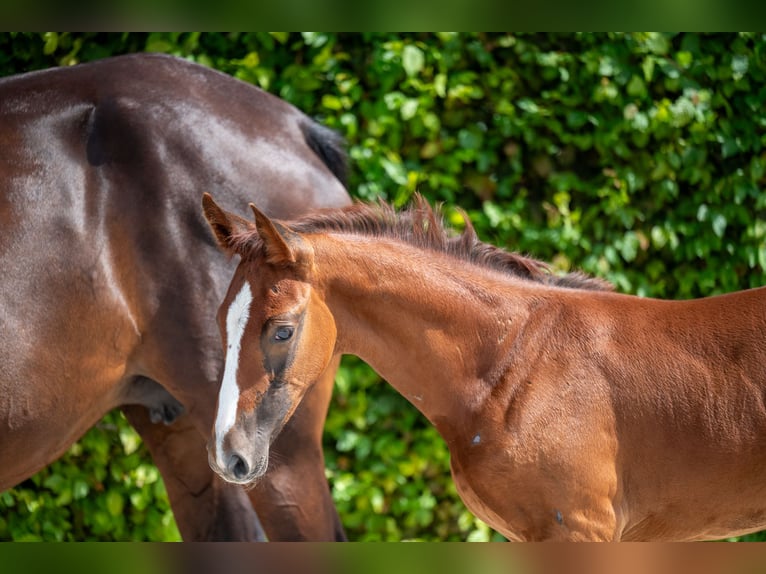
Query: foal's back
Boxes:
[{"xmin": 576, "ymin": 286, "xmax": 766, "ymax": 540}]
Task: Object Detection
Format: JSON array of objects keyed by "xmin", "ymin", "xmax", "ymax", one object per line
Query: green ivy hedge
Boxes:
[{"xmin": 1, "ymin": 32, "xmax": 764, "ymax": 541}]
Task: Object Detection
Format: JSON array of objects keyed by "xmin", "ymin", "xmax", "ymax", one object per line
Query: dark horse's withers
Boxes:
[{"xmin": 0, "ymin": 53, "xmax": 349, "ymax": 540}]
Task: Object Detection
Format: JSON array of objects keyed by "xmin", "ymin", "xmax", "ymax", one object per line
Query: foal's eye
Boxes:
[{"xmin": 274, "ymin": 326, "xmax": 294, "ymax": 341}]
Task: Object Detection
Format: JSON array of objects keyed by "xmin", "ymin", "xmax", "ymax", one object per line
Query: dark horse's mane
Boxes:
[{"xmin": 245, "ymin": 195, "xmax": 612, "ymax": 292}]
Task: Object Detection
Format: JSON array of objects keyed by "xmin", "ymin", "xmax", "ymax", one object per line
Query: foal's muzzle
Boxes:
[{"xmin": 208, "ymin": 440, "xmax": 269, "ymax": 485}]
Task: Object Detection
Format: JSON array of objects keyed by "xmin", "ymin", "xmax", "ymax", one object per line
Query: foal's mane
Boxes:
[{"xmin": 244, "ymin": 195, "xmax": 612, "ymax": 292}]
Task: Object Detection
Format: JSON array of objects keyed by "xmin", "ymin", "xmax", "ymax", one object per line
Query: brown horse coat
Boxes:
[
  {"xmin": 203, "ymin": 196, "xmax": 766, "ymax": 541},
  {"xmin": 0, "ymin": 54, "xmax": 349, "ymax": 540}
]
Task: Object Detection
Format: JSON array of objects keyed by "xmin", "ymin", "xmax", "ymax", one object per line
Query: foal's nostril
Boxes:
[{"xmin": 228, "ymin": 453, "xmax": 249, "ymax": 480}]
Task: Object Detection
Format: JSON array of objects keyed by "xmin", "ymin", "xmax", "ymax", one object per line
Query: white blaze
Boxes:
[{"xmin": 214, "ymin": 282, "xmax": 253, "ymax": 465}]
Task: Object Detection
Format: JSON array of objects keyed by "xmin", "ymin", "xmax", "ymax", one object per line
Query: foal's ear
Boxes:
[
  {"xmin": 202, "ymin": 193, "xmax": 255, "ymax": 257},
  {"xmin": 249, "ymin": 203, "xmax": 311, "ymax": 268}
]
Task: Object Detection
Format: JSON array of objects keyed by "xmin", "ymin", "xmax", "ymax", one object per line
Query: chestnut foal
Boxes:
[{"xmin": 203, "ymin": 194, "xmax": 766, "ymax": 541}]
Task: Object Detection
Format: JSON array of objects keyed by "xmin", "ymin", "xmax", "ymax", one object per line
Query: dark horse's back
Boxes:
[{"xmin": 0, "ymin": 53, "xmax": 349, "ymax": 540}]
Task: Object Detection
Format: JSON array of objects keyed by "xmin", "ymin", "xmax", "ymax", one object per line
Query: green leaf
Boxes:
[
  {"xmin": 620, "ymin": 232, "xmax": 640, "ymax": 262},
  {"xmin": 42, "ymin": 32, "xmax": 58, "ymax": 55},
  {"xmin": 380, "ymin": 157, "xmax": 408, "ymax": 186},
  {"xmin": 434, "ymin": 73, "xmax": 447, "ymax": 97},
  {"xmin": 732, "ymin": 54, "xmax": 749, "ymax": 79},
  {"xmin": 627, "ymin": 75, "xmax": 647, "ymax": 97},
  {"xmin": 400, "ymin": 98, "xmax": 418, "ymax": 121},
  {"xmin": 712, "ymin": 214, "xmax": 727, "ymax": 237},
  {"xmin": 269, "ymin": 32, "xmax": 289, "ymax": 44},
  {"xmin": 106, "ymin": 492, "xmax": 125, "ymax": 517},
  {"xmin": 322, "ymin": 94, "xmax": 343, "ymax": 111},
  {"xmin": 72, "ymin": 479, "xmax": 89, "ymax": 500},
  {"xmin": 402, "ymin": 45, "xmax": 424, "ymax": 78},
  {"xmin": 43, "ymin": 474, "xmax": 66, "ymax": 491},
  {"xmin": 645, "ymin": 33, "xmax": 670, "ymax": 55},
  {"xmin": 642, "ymin": 56, "xmax": 655, "ymax": 82}
]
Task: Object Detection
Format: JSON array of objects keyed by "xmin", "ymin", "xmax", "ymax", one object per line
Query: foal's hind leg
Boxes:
[
  {"xmin": 122, "ymin": 377, "xmax": 185, "ymax": 425},
  {"xmin": 122, "ymin": 405, "xmax": 266, "ymax": 541}
]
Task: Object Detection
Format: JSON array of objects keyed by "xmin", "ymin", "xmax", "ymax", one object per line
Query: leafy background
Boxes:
[{"xmin": 1, "ymin": 32, "xmax": 764, "ymax": 541}]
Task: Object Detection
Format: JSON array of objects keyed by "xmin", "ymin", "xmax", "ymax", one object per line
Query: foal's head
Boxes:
[{"xmin": 202, "ymin": 194, "xmax": 336, "ymax": 485}]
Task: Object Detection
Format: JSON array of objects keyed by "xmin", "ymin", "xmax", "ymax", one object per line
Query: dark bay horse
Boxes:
[
  {"xmin": 202, "ymin": 194, "xmax": 766, "ymax": 541},
  {"xmin": 0, "ymin": 53, "xmax": 350, "ymax": 541}
]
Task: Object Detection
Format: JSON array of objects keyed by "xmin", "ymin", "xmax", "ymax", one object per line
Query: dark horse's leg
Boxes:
[
  {"xmin": 245, "ymin": 357, "xmax": 346, "ymax": 541},
  {"xmin": 122, "ymin": 405, "xmax": 266, "ymax": 541}
]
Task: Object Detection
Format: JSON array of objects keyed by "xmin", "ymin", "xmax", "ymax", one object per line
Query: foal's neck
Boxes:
[{"xmin": 315, "ymin": 234, "xmax": 533, "ymax": 433}]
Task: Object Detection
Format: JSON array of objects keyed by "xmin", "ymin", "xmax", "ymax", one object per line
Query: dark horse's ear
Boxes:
[
  {"xmin": 202, "ymin": 193, "xmax": 255, "ymax": 257},
  {"xmin": 249, "ymin": 203, "xmax": 312, "ymax": 269}
]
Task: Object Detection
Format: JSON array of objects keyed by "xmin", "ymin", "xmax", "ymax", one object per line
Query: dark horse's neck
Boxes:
[{"xmin": 315, "ymin": 233, "xmax": 549, "ymax": 438}]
